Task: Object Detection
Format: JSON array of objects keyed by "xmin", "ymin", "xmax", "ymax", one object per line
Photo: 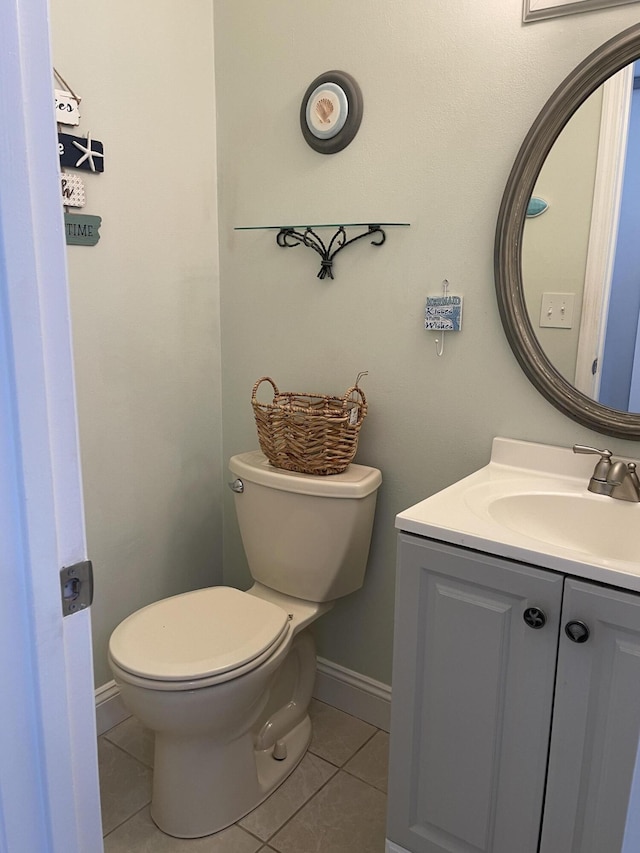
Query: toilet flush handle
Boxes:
[{"xmin": 228, "ymin": 478, "xmax": 244, "ymax": 494}]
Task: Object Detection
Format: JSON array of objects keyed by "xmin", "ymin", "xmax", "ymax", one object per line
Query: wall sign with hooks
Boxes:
[
  {"xmin": 425, "ymin": 280, "xmax": 463, "ymax": 357},
  {"xmin": 54, "ymin": 68, "xmax": 104, "ymax": 246}
]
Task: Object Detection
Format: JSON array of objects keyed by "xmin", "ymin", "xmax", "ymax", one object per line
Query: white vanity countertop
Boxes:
[{"xmin": 396, "ymin": 437, "xmax": 640, "ymax": 593}]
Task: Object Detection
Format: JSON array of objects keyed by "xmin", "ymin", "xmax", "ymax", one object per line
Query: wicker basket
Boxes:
[{"xmin": 251, "ymin": 376, "xmax": 368, "ymax": 475}]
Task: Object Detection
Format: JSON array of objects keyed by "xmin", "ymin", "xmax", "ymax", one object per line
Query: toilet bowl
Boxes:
[{"xmin": 108, "ymin": 451, "xmax": 381, "ymax": 838}]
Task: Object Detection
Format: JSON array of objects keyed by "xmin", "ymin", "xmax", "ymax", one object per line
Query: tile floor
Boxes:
[{"xmin": 99, "ymin": 699, "xmax": 389, "ymax": 852}]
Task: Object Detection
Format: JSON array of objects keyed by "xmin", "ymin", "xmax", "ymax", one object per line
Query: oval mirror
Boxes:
[{"xmin": 495, "ymin": 22, "xmax": 640, "ymax": 439}]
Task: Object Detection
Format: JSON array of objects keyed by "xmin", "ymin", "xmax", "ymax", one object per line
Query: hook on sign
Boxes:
[{"xmin": 435, "ymin": 279, "xmax": 449, "ymax": 357}]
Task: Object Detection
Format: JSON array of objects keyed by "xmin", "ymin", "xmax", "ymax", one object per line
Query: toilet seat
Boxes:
[{"xmin": 109, "ymin": 586, "xmax": 290, "ymax": 689}]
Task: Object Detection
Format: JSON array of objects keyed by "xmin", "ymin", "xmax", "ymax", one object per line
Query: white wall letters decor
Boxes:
[
  {"xmin": 54, "ymin": 89, "xmax": 80, "ymax": 125},
  {"xmin": 60, "ymin": 173, "xmax": 85, "ymax": 208}
]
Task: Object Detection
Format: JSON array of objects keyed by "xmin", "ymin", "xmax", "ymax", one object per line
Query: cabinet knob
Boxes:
[
  {"xmin": 523, "ymin": 607, "xmax": 547, "ymax": 629},
  {"xmin": 565, "ymin": 620, "xmax": 590, "ymax": 643}
]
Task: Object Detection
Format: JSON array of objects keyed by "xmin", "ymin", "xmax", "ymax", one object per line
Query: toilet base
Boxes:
[
  {"xmin": 151, "ymin": 714, "xmax": 311, "ymax": 839},
  {"xmin": 144, "ymin": 631, "xmax": 318, "ymax": 839}
]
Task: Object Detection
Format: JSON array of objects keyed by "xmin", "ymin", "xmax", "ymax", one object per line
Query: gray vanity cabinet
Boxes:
[
  {"xmin": 539, "ymin": 578, "xmax": 640, "ymax": 853},
  {"xmin": 387, "ymin": 533, "xmax": 563, "ymax": 853},
  {"xmin": 387, "ymin": 533, "xmax": 640, "ymax": 853}
]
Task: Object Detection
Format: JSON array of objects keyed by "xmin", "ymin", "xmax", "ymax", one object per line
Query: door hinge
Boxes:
[{"xmin": 60, "ymin": 560, "xmax": 94, "ymax": 616}]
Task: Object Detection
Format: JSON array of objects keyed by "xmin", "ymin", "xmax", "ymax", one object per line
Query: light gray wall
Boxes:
[
  {"xmin": 51, "ymin": 0, "xmax": 223, "ymax": 687},
  {"xmin": 214, "ymin": 1, "xmax": 640, "ymax": 685}
]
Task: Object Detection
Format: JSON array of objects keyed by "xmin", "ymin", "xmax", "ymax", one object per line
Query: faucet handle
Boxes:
[
  {"xmin": 573, "ymin": 444, "xmax": 612, "ymax": 483},
  {"xmin": 572, "ymin": 444, "xmax": 612, "ymax": 459}
]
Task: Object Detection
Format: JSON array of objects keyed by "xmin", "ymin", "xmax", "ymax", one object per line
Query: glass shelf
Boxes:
[
  {"xmin": 235, "ymin": 222, "xmax": 410, "ymax": 230},
  {"xmin": 234, "ymin": 222, "xmax": 410, "ymax": 280}
]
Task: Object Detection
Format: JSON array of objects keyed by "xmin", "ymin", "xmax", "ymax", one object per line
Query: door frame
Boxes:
[
  {"xmin": 0, "ymin": 0, "xmax": 102, "ymax": 850},
  {"xmin": 574, "ymin": 64, "xmax": 633, "ymax": 397}
]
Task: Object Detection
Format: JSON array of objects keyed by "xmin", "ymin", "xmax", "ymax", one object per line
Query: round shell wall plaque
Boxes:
[{"xmin": 300, "ymin": 71, "xmax": 363, "ymax": 154}]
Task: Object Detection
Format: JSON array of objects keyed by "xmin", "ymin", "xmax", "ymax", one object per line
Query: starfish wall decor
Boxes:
[{"xmin": 58, "ymin": 131, "xmax": 105, "ymax": 173}]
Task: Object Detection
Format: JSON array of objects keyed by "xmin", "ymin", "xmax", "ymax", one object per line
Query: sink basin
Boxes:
[
  {"xmin": 487, "ymin": 492, "xmax": 639, "ymax": 564},
  {"xmin": 396, "ymin": 437, "xmax": 640, "ymax": 592}
]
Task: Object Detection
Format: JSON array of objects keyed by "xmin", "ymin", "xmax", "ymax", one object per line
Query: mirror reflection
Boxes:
[{"xmin": 522, "ymin": 60, "xmax": 640, "ymax": 413}]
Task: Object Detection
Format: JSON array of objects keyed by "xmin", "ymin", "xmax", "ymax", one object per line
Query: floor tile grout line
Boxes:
[
  {"xmin": 262, "ymin": 753, "xmax": 392, "ymax": 848},
  {"xmin": 239, "ymin": 760, "xmax": 341, "ymax": 845},
  {"xmin": 265, "ymin": 766, "xmax": 387, "ymax": 848},
  {"xmin": 102, "ymin": 801, "xmax": 151, "ymax": 840},
  {"xmin": 257, "ymin": 724, "xmax": 387, "ymax": 846},
  {"xmin": 350, "ymin": 725, "xmax": 380, "ymax": 756},
  {"xmin": 307, "ymin": 723, "xmax": 380, "ymax": 769},
  {"xmin": 341, "ymin": 726, "xmax": 386, "ymax": 777},
  {"xmin": 341, "ymin": 763, "xmax": 388, "ymax": 793},
  {"xmin": 259, "ymin": 766, "xmax": 342, "ymax": 846},
  {"xmin": 101, "ymin": 733, "xmax": 154, "ymax": 770}
]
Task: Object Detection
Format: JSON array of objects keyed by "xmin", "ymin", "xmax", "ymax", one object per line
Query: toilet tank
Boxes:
[{"xmin": 229, "ymin": 451, "xmax": 382, "ymax": 602}]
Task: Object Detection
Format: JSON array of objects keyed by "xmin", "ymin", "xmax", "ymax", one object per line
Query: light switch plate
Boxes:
[{"xmin": 539, "ymin": 292, "xmax": 575, "ymax": 329}]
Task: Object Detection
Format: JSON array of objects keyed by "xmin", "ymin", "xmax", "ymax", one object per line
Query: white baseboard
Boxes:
[
  {"xmin": 95, "ymin": 680, "xmax": 130, "ymax": 736},
  {"xmin": 95, "ymin": 658, "xmax": 392, "ymax": 737},
  {"xmin": 314, "ymin": 657, "xmax": 391, "ymax": 732},
  {"xmin": 386, "ymin": 840, "xmax": 411, "ymax": 853}
]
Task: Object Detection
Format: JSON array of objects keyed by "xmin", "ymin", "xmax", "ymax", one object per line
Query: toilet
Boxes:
[{"xmin": 108, "ymin": 450, "xmax": 381, "ymax": 838}]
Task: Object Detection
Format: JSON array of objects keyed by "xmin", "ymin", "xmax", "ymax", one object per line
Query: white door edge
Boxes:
[
  {"xmin": 0, "ymin": 0, "xmax": 102, "ymax": 850},
  {"xmin": 574, "ymin": 64, "xmax": 632, "ymax": 397}
]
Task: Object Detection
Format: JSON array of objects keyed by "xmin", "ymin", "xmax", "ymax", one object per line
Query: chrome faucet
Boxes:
[{"xmin": 573, "ymin": 445, "xmax": 640, "ymax": 502}]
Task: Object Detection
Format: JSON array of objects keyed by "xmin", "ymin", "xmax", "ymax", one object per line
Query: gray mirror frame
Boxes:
[{"xmin": 495, "ymin": 22, "xmax": 640, "ymax": 439}]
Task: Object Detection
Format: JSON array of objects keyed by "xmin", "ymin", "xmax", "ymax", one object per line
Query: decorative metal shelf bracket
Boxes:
[
  {"xmin": 276, "ymin": 224, "xmax": 387, "ymax": 280},
  {"xmin": 235, "ymin": 222, "xmax": 409, "ymax": 279}
]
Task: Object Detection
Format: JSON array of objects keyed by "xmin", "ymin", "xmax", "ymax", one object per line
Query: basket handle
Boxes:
[
  {"xmin": 252, "ymin": 376, "xmax": 279, "ymax": 404},
  {"xmin": 345, "ymin": 371, "xmax": 368, "ymax": 408},
  {"xmin": 343, "ymin": 384, "xmax": 367, "ymax": 428},
  {"xmin": 343, "ymin": 384, "xmax": 367, "ymax": 407}
]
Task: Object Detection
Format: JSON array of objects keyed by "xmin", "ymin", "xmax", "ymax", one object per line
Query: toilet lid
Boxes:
[{"xmin": 108, "ymin": 587, "xmax": 290, "ymax": 682}]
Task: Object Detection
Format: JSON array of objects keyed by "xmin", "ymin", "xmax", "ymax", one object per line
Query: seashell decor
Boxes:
[{"xmin": 315, "ymin": 97, "xmax": 334, "ymax": 124}]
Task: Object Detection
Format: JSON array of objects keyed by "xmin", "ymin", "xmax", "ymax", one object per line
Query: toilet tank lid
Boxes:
[{"xmin": 229, "ymin": 451, "xmax": 382, "ymax": 498}]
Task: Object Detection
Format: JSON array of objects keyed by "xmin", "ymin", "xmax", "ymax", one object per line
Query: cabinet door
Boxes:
[
  {"xmin": 388, "ymin": 534, "xmax": 563, "ymax": 853},
  {"xmin": 540, "ymin": 579, "xmax": 640, "ymax": 853}
]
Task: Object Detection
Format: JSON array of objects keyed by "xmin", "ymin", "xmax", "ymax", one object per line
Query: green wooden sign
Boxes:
[{"xmin": 65, "ymin": 214, "xmax": 101, "ymax": 246}]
